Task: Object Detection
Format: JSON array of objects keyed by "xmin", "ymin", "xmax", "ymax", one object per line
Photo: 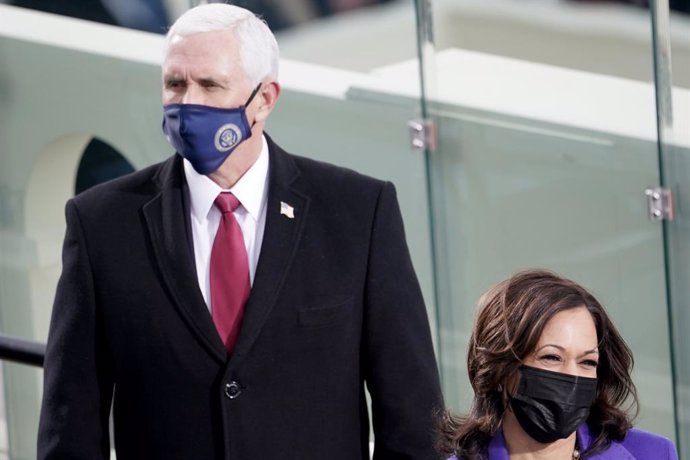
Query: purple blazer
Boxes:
[{"xmin": 450, "ymin": 424, "xmax": 678, "ymax": 459}]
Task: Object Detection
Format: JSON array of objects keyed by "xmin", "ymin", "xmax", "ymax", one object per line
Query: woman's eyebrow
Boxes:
[{"xmin": 534, "ymin": 344, "xmax": 599, "ymax": 355}]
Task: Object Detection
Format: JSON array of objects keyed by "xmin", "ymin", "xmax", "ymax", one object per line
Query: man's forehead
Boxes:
[
  {"xmin": 166, "ymin": 29, "xmax": 237, "ymax": 47},
  {"xmin": 161, "ymin": 63, "xmax": 234, "ymax": 82},
  {"xmin": 168, "ymin": 33, "xmax": 185, "ymax": 46},
  {"xmin": 165, "ymin": 31, "xmax": 239, "ymax": 59},
  {"xmin": 162, "ymin": 32, "xmax": 241, "ymax": 76}
]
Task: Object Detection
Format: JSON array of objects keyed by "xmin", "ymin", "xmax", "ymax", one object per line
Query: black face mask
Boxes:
[{"xmin": 510, "ymin": 365, "xmax": 597, "ymax": 444}]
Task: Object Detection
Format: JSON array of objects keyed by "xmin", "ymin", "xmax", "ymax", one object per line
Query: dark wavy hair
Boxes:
[{"xmin": 437, "ymin": 269, "xmax": 638, "ymax": 459}]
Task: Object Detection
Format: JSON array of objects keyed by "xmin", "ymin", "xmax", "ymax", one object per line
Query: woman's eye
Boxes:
[
  {"xmin": 540, "ymin": 354, "xmax": 561, "ymax": 362},
  {"xmin": 581, "ymin": 359, "xmax": 599, "ymax": 368}
]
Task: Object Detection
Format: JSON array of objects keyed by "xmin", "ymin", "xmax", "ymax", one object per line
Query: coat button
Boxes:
[{"xmin": 224, "ymin": 381, "xmax": 242, "ymax": 399}]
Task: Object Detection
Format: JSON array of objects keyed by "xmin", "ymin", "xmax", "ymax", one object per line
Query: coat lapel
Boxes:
[
  {"xmin": 578, "ymin": 424, "xmax": 636, "ymax": 460},
  {"xmin": 230, "ymin": 137, "xmax": 310, "ymax": 366},
  {"xmin": 487, "ymin": 429, "xmax": 510, "ymax": 460},
  {"xmin": 142, "ymin": 156, "xmax": 227, "ymax": 363},
  {"xmin": 487, "ymin": 425, "xmax": 636, "ymax": 460}
]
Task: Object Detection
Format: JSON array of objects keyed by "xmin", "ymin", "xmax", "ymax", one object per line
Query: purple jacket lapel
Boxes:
[
  {"xmin": 577, "ymin": 425, "xmax": 636, "ymax": 460},
  {"xmin": 483, "ymin": 425, "xmax": 635, "ymax": 460},
  {"xmin": 487, "ymin": 429, "xmax": 510, "ymax": 460}
]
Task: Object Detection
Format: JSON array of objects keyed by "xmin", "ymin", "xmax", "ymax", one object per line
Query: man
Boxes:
[{"xmin": 38, "ymin": 4, "xmax": 442, "ymax": 459}]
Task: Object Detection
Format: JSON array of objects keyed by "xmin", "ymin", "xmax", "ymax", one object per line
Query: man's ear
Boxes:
[{"xmin": 254, "ymin": 80, "xmax": 280, "ymax": 123}]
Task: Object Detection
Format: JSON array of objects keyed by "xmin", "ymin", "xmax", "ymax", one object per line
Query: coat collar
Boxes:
[
  {"xmin": 486, "ymin": 425, "xmax": 635, "ymax": 460},
  {"xmin": 487, "ymin": 428, "xmax": 509, "ymax": 460},
  {"xmin": 142, "ymin": 135, "xmax": 309, "ymax": 365},
  {"xmin": 577, "ymin": 424, "xmax": 636, "ymax": 460},
  {"xmin": 143, "ymin": 154, "xmax": 227, "ymax": 362}
]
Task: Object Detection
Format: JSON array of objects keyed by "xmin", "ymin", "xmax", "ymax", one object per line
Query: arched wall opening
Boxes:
[{"xmin": 0, "ymin": 135, "xmax": 134, "ymax": 460}]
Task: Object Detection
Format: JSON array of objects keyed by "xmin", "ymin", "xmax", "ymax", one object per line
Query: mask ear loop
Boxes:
[
  {"xmin": 243, "ymin": 83, "xmax": 263, "ymax": 129},
  {"xmin": 499, "ymin": 380, "xmax": 515, "ymax": 419},
  {"xmin": 244, "ymin": 83, "xmax": 262, "ymax": 106}
]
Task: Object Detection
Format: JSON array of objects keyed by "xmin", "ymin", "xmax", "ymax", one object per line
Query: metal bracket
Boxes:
[
  {"xmin": 645, "ymin": 187, "xmax": 674, "ymax": 221},
  {"xmin": 408, "ymin": 119, "xmax": 437, "ymax": 152}
]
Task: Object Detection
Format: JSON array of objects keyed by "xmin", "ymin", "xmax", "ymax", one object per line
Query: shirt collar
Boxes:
[{"xmin": 183, "ymin": 134, "xmax": 269, "ymax": 222}]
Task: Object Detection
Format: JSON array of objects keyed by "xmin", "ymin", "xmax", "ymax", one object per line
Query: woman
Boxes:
[{"xmin": 438, "ymin": 269, "xmax": 677, "ymax": 459}]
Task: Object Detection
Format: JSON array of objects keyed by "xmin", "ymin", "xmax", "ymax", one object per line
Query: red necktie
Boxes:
[{"xmin": 210, "ymin": 192, "xmax": 250, "ymax": 352}]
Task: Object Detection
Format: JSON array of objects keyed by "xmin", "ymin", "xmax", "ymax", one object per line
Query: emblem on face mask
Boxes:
[{"xmin": 214, "ymin": 123, "xmax": 243, "ymax": 152}]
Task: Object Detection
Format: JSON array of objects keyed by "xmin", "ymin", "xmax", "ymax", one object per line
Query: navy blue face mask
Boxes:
[{"xmin": 162, "ymin": 84, "xmax": 261, "ymax": 175}]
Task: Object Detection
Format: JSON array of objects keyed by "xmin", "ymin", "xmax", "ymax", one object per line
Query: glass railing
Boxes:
[{"xmin": 652, "ymin": 0, "xmax": 690, "ymax": 454}]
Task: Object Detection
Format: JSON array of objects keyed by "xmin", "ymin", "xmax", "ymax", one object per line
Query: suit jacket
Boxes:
[
  {"xmin": 38, "ymin": 136, "xmax": 443, "ymax": 459},
  {"xmin": 453, "ymin": 424, "xmax": 678, "ymax": 459}
]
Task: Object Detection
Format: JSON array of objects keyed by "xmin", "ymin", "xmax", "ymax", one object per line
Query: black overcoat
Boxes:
[{"xmin": 38, "ymin": 136, "xmax": 443, "ymax": 459}]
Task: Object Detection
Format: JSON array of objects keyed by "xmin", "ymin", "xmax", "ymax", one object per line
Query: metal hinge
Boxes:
[
  {"xmin": 645, "ymin": 187, "xmax": 674, "ymax": 221},
  {"xmin": 408, "ymin": 119, "xmax": 437, "ymax": 152}
]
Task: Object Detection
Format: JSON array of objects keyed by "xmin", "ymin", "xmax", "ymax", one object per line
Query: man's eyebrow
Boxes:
[
  {"xmin": 163, "ymin": 75, "xmax": 185, "ymax": 83},
  {"xmin": 198, "ymin": 77, "xmax": 228, "ymax": 87}
]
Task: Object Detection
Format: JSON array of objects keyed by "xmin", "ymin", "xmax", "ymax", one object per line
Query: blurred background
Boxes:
[{"xmin": 0, "ymin": 0, "xmax": 689, "ymax": 458}]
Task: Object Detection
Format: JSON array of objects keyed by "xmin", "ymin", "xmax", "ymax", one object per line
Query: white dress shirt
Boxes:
[{"xmin": 183, "ymin": 135, "xmax": 269, "ymax": 311}]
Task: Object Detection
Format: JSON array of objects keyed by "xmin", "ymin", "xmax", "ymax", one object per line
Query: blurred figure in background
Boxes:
[{"xmin": 6, "ymin": 0, "xmax": 399, "ymax": 32}]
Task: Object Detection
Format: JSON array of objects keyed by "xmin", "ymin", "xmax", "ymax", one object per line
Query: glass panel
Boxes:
[
  {"xmin": 0, "ymin": 365, "xmax": 41, "ymax": 460},
  {"xmin": 651, "ymin": 0, "xmax": 690, "ymax": 457},
  {"xmin": 0, "ymin": 2, "xmax": 432, "ymax": 458},
  {"xmin": 426, "ymin": 0, "xmax": 678, "ymax": 446},
  {"xmin": 276, "ymin": 0, "xmax": 420, "ymax": 73}
]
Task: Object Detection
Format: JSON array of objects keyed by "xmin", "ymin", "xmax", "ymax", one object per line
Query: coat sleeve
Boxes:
[
  {"xmin": 363, "ymin": 181, "xmax": 444, "ymax": 460},
  {"xmin": 37, "ymin": 199, "xmax": 113, "ymax": 459}
]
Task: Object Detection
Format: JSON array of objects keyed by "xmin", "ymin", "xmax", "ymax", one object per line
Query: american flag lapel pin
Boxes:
[{"xmin": 280, "ymin": 201, "xmax": 295, "ymax": 219}]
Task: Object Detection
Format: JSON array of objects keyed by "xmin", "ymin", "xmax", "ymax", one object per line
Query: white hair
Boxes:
[{"xmin": 165, "ymin": 3, "xmax": 279, "ymax": 86}]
